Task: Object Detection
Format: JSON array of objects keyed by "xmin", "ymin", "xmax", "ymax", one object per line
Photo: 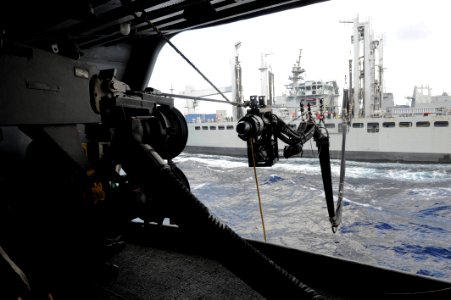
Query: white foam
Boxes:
[
  {"xmin": 343, "ymin": 198, "xmax": 383, "ymax": 211},
  {"xmin": 192, "ymin": 183, "xmax": 210, "ymax": 191},
  {"xmin": 176, "ymin": 153, "xmax": 451, "ymax": 183},
  {"xmin": 175, "ymin": 154, "xmax": 247, "ymax": 169}
]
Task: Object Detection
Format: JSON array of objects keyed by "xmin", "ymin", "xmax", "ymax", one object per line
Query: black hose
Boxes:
[
  {"xmin": 121, "ymin": 142, "xmax": 324, "ymax": 300},
  {"xmin": 316, "ymin": 136, "xmax": 338, "ymax": 230}
]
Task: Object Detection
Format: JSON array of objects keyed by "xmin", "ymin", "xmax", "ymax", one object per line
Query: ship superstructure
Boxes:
[
  {"xmin": 274, "ymin": 49, "xmax": 340, "ymax": 119},
  {"xmin": 349, "ymin": 16, "xmax": 384, "ymax": 118}
]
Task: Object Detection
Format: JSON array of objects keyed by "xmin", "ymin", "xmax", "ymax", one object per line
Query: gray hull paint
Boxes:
[
  {"xmin": 184, "ymin": 146, "xmax": 451, "ymax": 163},
  {"xmin": 185, "ymin": 114, "xmax": 451, "ymax": 164}
]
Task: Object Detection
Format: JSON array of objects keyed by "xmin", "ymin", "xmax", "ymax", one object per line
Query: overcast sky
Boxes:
[{"xmin": 148, "ymin": 0, "xmax": 451, "ymax": 115}]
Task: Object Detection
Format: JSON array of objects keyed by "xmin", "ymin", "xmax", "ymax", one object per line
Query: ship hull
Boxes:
[{"xmin": 185, "ymin": 115, "xmax": 451, "ymax": 163}]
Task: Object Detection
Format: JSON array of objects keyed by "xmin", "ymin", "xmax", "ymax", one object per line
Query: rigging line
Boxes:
[
  {"xmin": 160, "ymin": 92, "xmax": 241, "ymax": 106},
  {"xmin": 331, "ymin": 122, "xmax": 346, "ymax": 232},
  {"xmin": 0, "ymin": 245, "xmax": 31, "ymax": 291},
  {"xmin": 140, "ymin": 13, "xmax": 231, "ymax": 103},
  {"xmin": 249, "ymin": 137, "xmax": 267, "ymax": 242},
  {"xmin": 385, "ymin": 286, "xmax": 451, "ymax": 296},
  {"xmin": 330, "ymin": 96, "xmax": 350, "ymax": 232}
]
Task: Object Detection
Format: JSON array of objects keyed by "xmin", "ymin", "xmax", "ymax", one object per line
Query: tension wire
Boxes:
[
  {"xmin": 331, "ymin": 93, "xmax": 351, "ymax": 232},
  {"xmin": 249, "ymin": 138, "xmax": 267, "ymax": 242},
  {"xmin": 141, "ymin": 13, "xmax": 231, "ymax": 103}
]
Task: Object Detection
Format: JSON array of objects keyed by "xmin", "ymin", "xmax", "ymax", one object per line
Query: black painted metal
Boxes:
[{"xmin": 0, "ymin": 45, "xmax": 100, "ymax": 125}]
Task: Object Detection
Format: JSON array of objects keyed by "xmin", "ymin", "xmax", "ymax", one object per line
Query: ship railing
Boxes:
[{"xmin": 388, "ymin": 106, "xmax": 450, "ymax": 116}]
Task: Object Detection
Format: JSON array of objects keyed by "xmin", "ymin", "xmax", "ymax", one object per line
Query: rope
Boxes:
[
  {"xmin": 249, "ymin": 138, "xmax": 267, "ymax": 242},
  {"xmin": 0, "ymin": 245, "xmax": 31, "ymax": 291},
  {"xmin": 331, "ymin": 122, "xmax": 346, "ymax": 232},
  {"xmin": 329, "ymin": 90, "xmax": 352, "ymax": 231}
]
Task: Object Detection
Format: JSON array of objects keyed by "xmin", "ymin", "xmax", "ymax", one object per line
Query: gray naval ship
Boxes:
[
  {"xmin": 1, "ymin": 1, "xmax": 450, "ymax": 299},
  {"xmin": 185, "ymin": 17, "xmax": 451, "ymax": 164}
]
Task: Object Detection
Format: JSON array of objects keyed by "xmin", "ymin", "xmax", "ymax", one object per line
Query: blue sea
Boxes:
[{"xmin": 174, "ymin": 153, "xmax": 451, "ymax": 282}]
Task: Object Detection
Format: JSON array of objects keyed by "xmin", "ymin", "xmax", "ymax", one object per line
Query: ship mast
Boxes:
[
  {"xmin": 347, "ymin": 16, "xmax": 384, "ymax": 117},
  {"xmin": 258, "ymin": 52, "xmax": 275, "ymax": 105},
  {"xmin": 232, "ymin": 41, "xmax": 244, "ymax": 120},
  {"xmin": 288, "ymin": 49, "xmax": 305, "ymax": 98}
]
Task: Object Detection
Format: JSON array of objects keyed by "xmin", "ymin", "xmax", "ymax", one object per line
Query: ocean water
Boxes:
[{"xmin": 173, "ymin": 152, "xmax": 451, "ymax": 282}]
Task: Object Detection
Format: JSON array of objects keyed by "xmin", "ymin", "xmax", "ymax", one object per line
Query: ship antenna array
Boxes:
[{"xmin": 138, "ymin": 11, "xmax": 231, "ymax": 104}]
